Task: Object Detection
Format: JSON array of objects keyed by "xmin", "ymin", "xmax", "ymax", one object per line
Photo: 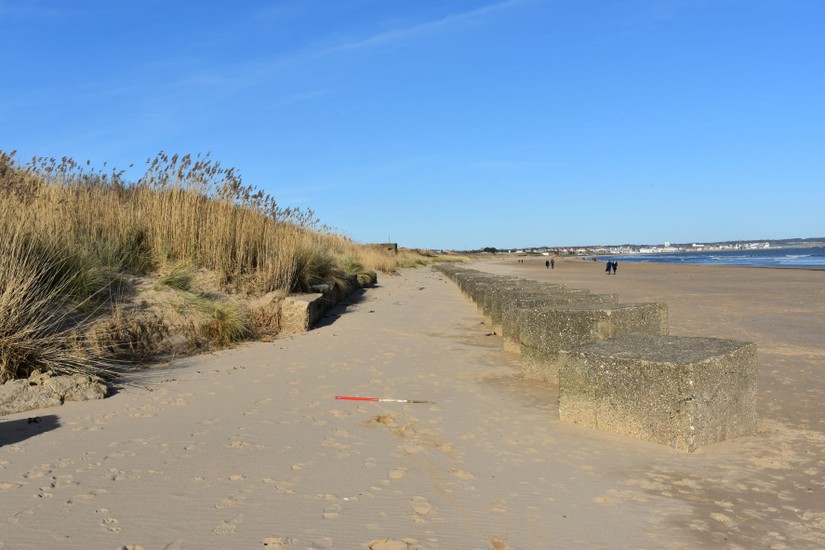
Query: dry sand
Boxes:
[{"xmin": 1, "ymin": 260, "xmax": 824, "ymax": 549}]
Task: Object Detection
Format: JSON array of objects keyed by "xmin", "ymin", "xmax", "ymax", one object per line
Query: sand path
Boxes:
[{"xmin": 1, "ymin": 264, "xmax": 823, "ymax": 549}]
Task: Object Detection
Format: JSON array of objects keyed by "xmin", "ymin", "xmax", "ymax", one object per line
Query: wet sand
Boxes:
[{"xmin": 1, "ymin": 262, "xmax": 824, "ymax": 549}]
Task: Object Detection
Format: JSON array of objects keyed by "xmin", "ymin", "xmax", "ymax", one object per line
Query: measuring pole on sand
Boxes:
[{"xmin": 335, "ymin": 395, "xmax": 432, "ymax": 404}]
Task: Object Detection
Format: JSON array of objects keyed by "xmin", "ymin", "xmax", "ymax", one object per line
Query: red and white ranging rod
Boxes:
[{"xmin": 335, "ymin": 395, "xmax": 432, "ymax": 404}]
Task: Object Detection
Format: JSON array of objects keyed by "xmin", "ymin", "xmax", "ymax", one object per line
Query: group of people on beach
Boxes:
[{"xmin": 605, "ymin": 260, "xmax": 618, "ymax": 275}]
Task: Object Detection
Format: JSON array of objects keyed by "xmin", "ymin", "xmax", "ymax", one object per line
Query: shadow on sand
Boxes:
[
  {"xmin": 0, "ymin": 414, "xmax": 61, "ymax": 447},
  {"xmin": 313, "ymin": 287, "xmax": 372, "ymax": 329}
]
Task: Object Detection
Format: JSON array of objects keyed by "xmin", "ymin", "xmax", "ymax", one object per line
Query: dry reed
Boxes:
[{"xmin": 0, "ymin": 150, "xmax": 442, "ymax": 380}]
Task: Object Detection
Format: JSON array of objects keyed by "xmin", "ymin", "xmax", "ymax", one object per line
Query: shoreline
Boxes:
[{"xmin": 559, "ymin": 256, "xmax": 825, "ymax": 271}]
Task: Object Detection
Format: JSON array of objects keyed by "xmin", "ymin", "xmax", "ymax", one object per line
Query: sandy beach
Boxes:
[{"xmin": 2, "ymin": 260, "xmax": 824, "ymax": 549}]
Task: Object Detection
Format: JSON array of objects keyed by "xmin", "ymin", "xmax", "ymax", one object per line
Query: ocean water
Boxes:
[{"xmin": 601, "ymin": 246, "xmax": 825, "ymax": 268}]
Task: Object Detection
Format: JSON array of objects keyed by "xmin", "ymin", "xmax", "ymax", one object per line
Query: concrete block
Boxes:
[
  {"xmin": 558, "ymin": 333, "xmax": 757, "ymax": 451},
  {"xmin": 280, "ymin": 293, "xmax": 325, "ymax": 332},
  {"xmin": 520, "ymin": 302, "xmax": 668, "ymax": 383},
  {"xmin": 456, "ymin": 275, "xmax": 516, "ymax": 321},
  {"xmin": 501, "ymin": 291, "xmax": 619, "ymax": 352},
  {"xmin": 478, "ymin": 280, "xmax": 555, "ymax": 332},
  {"xmin": 280, "ymin": 273, "xmax": 376, "ymax": 333}
]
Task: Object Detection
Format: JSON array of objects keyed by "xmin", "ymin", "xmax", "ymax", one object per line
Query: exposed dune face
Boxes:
[{"xmin": 1, "ymin": 261, "xmax": 823, "ymax": 548}]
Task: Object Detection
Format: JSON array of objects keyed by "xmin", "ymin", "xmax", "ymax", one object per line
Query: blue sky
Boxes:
[{"xmin": 2, "ymin": 0, "xmax": 823, "ymax": 249}]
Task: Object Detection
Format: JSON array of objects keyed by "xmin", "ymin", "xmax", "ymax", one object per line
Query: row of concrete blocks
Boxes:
[{"xmin": 434, "ymin": 264, "xmax": 757, "ymax": 452}]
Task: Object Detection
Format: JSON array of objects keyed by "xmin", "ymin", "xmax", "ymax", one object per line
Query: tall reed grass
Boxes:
[
  {"xmin": 1, "ymin": 150, "xmax": 442, "ymax": 381},
  {"xmin": 0, "ymin": 151, "xmax": 395, "ymax": 293}
]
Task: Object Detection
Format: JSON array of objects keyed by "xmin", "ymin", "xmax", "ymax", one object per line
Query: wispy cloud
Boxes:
[
  {"xmin": 319, "ymin": 0, "xmax": 532, "ymax": 56},
  {"xmin": 101, "ymin": 0, "xmax": 534, "ymax": 117}
]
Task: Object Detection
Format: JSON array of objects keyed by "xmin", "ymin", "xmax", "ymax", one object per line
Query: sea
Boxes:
[{"xmin": 600, "ymin": 246, "xmax": 825, "ymax": 269}]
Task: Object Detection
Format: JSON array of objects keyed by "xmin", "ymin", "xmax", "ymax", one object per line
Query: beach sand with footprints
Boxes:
[{"xmin": 2, "ymin": 260, "xmax": 824, "ymax": 549}]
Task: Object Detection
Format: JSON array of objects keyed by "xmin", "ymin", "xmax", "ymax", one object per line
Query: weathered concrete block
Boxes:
[
  {"xmin": 456, "ymin": 275, "xmax": 514, "ymax": 321},
  {"xmin": 478, "ymin": 280, "xmax": 552, "ymax": 331},
  {"xmin": 280, "ymin": 293, "xmax": 326, "ymax": 332},
  {"xmin": 520, "ymin": 302, "xmax": 668, "ymax": 383},
  {"xmin": 501, "ymin": 290, "xmax": 616, "ymax": 352},
  {"xmin": 280, "ymin": 273, "xmax": 376, "ymax": 333},
  {"xmin": 558, "ymin": 334, "xmax": 757, "ymax": 452},
  {"xmin": 435, "ymin": 264, "xmax": 469, "ymax": 280},
  {"xmin": 463, "ymin": 275, "xmax": 510, "ymax": 301}
]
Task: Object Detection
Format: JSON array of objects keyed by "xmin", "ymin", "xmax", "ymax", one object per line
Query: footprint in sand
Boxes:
[
  {"xmin": 51, "ymin": 474, "xmax": 73, "ymax": 488},
  {"xmin": 108, "ymin": 468, "xmax": 128, "ymax": 481},
  {"xmin": 710, "ymin": 512, "xmax": 735, "ymax": 525},
  {"xmin": 215, "ymin": 489, "xmax": 251, "ymax": 509},
  {"xmin": 215, "ymin": 497, "xmax": 237, "ymax": 509},
  {"xmin": 66, "ymin": 489, "xmax": 106, "ymax": 505},
  {"xmin": 368, "ymin": 539, "xmax": 418, "ymax": 550},
  {"xmin": 23, "ymin": 465, "xmax": 51, "ymax": 479},
  {"xmin": 411, "ymin": 496, "xmax": 432, "ymax": 516},
  {"xmin": 402, "ymin": 444, "xmax": 424, "ymax": 455},
  {"xmin": 227, "ymin": 440, "xmax": 267, "ymax": 449},
  {"xmin": 102, "ymin": 517, "xmax": 121, "ymax": 533},
  {"xmin": 322, "ymin": 503, "xmax": 342, "ymax": 519},
  {"xmin": 212, "ymin": 514, "xmax": 243, "ymax": 535},
  {"xmin": 271, "ymin": 481, "xmax": 296, "ymax": 494},
  {"xmin": 262, "ymin": 536, "xmax": 294, "ymax": 547},
  {"xmin": 448, "ymin": 468, "xmax": 475, "ymax": 480},
  {"xmin": 388, "ymin": 468, "xmax": 406, "ymax": 480}
]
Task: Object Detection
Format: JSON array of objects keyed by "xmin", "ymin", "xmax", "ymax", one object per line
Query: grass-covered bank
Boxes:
[{"xmin": 0, "ymin": 151, "xmax": 466, "ymax": 384}]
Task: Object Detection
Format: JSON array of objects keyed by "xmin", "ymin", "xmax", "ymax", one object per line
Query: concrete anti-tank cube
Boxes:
[
  {"xmin": 501, "ymin": 291, "xmax": 617, "ymax": 353},
  {"xmin": 481, "ymin": 281, "xmax": 562, "ymax": 334},
  {"xmin": 558, "ymin": 334, "xmax": 757, "ymax": 452},
  {"xmin": 455, "ymin": 274, "xmax": 500, "ymax": 304},
  {"xmin": 520, "ymin": 302, "xmax": 668, "ymax": 383},
  {"xmin": 475, "ymin": 278, "xmax": 523, "ymax": 319}
]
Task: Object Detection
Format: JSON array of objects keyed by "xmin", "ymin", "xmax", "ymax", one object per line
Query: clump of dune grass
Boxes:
[
  {"xmin": 162, "ymin": 289, "xmax": 254, "ymax": 350},
  {"xmin": 0, "ymin": 230, "xmax": 108, "ymax": 382},
  {"xmin": 155, "ymin": 263, "xmax": 196, "ymax": 292},
  {"xmin": 86, "ymin": 308, "xmax": 169, "ymax": 360},
  {"xmin": 198, "ymin": 300, "xmax": 253, "ymax": 347},
  {"xmin": 294, "ymin": 248, "xmax": 343, "ymax": 292}
]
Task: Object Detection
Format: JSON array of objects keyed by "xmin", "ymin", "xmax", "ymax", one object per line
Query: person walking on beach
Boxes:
[
  {"xmin": 551, "ymin": 258, "xmax": 555, "ymax": 269},
  {"xmin": 545, "ymin": 260, "xmax": 550, "ymax": 269},
  {"xmin": 605, "ymin": 260, "xmax": 612, "ymax": 274},
  {"xmin": 612, "ymin": 261, "xmax": 618, "ymax": 275}
]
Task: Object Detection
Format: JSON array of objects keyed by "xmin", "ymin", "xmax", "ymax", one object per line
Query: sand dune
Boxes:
[{"xmin": 1, "ymin": 261, "xmax": 823, "ymax": 548}]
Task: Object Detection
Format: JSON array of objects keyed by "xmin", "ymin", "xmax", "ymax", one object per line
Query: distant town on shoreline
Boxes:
[{"xmin": 459, "ymin": 237, "xmax": 825, "ymax": 256}]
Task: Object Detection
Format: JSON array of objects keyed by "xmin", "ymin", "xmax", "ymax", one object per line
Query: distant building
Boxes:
[{"xmin": 370, "ymin": 243, "xmax": 398, "ymax": 254}]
